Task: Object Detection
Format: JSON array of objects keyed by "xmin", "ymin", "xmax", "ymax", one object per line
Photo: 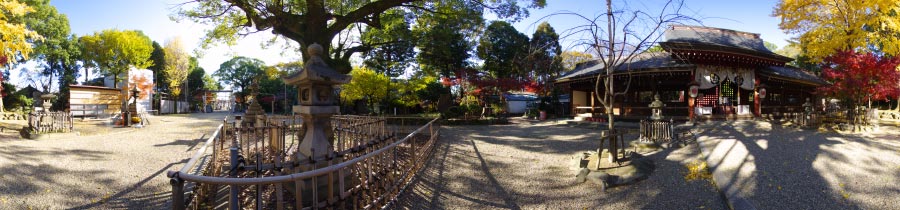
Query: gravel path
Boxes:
[
  {"xmin": 0, "ymin": 112, "xmax": 229, "ymax": 209},
  {"xmin": 695, "ymin": 121, "xmax": 900, "ymax": 209},
  {"xmin": 394, "ymin": 121, "xmax": 725, "ymax": 210}
]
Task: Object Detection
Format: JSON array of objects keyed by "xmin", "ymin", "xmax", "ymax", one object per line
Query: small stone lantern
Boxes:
[
  {"xmin": 802, "ymin": 97, "xmax": 814, "ymax": 115},
  {"xmin": 40, "ymin": 93, "xmax": 55, "ymax": 112},
  {"xmin": 649, "ymin": 93, "xmax": 665, "ymax": 120},
  {"xmin": 283, "ymin": 43, "xmax": 351, "ymax": 159}
]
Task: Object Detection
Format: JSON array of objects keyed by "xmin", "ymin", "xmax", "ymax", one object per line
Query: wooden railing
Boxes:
[
  {"xmin": 168, "ymin": 115, "xmax": 440, "ymax": 210},
  {"xmin": 639, "ymin": 119, "xmax": 675, "ymax": 143},
  {"xmin": 27, "ymin": 111, "xmax": 74, "ymax": 133}
]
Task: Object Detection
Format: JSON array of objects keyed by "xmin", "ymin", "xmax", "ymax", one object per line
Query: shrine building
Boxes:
[{"xmin": 555, "ymin": 25, "xmax": 826, "ymax": 120}]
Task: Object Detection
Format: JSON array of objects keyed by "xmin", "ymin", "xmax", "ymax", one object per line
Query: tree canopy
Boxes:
[
  {"xmin": 528, "ymin": 21, "xmax": 562, "ymax": 85},
  {"xmin": 774, "ymin": 0, "xmax": 900, "ymax": 61},
  {"xmin": 79, "ymin": 29, "xmax": 153, "ymax": 87},
  {"xmin": 477, "ymin": 21, "xmax": 529, "ymax": 79},
  {"xmin": 174, "ymin": 0, "xmax": 545, "ymax": 74},
  {"xmin": 214, "ymin": 56, "xmax": 265, "ymax": 94},
  {"xmin": 560, "ymin": 51, "xmax": 594, "ymax": 70},
  {"xmin": 163, "ymin": 37, "xmax": 191, "ymax": 97},
  {"xmin": 361, "ymin": 9, "xmax": 415, "ymax": 78},
  {"xmin": 818, "ymin": 50, "xmax": 900, "ymax": 106},
  {"xmin": 341, "ymin": 66, "xmax": 391, "ymax": 112},
  {"xmin": 0, "ymin": 0, "xmax": 42, "ymax": 67}
]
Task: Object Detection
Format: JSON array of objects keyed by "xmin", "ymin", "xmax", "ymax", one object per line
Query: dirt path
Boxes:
[
  {"xmin": 0, "ymin": 112, "xmax": 229, "ymax": 209},
  {"xmin": 395, "ymin": 121, "xmax": 725, "ymax": 210}
]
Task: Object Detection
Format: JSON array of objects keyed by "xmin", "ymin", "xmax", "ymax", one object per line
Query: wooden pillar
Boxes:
[
  {"xmin": 590, "ymin": 90, "xmax": 596, "ymax": 117},
  {"xmin": 570, "ymin": 87, "xmax": 575, "ymax": 117},
  {"xmin": 754, "ymin": 74, "xmax": 761, "ymax": 117}
]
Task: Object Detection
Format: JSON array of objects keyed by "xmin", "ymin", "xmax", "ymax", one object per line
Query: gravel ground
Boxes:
[
  {"xmin": 0, "ymin": 112, "xmax": 229, "ymax": 209},
  {"xmin": 394, "ymin": 120, "xmax": 726, "ymax": 210},
  {"xmin": 695, "ymin": 120, "xmax": 900, "ymax": 209}
]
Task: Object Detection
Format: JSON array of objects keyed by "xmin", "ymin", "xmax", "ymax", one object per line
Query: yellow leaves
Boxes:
[
  {"xmin": 684, "ymin": 160, "xmax": 712, "ymax": 182},
  {"xmin": 775, "ymin": 0, "xmax": 900, "ymax": 60},
  {"xmin": 163, "ymin": 37, "xmax": 191, "ymax": 92},
  {"xmin": 0, "ymin": 0, "xmax": 43, "ymax": 66}
]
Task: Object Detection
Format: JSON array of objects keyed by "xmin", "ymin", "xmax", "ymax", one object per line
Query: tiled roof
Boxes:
[{"xmin": 556, "ymin": 52, "xmax": 691, "ymax": 81}]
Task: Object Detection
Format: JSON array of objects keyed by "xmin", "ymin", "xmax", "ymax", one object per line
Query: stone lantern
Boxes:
[
  {"xmin": 40, "ymin": 93, "xmax": 55, "ymax": 112},
  {"xmin": 283, "ymin": 43, "xmax": 351, "ymax": 159},
  {"xmin": 802, "ymin": 97, "xmax": 814, "ymax": 115},
  {"xmin": 649, "ymin": 93, "xmax": 665, "ymax": 120}
]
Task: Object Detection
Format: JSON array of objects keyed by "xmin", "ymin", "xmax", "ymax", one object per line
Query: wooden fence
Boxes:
[
  {"xmin": 168, "ymin": 115, "xmax": 440, "ymax": 210},
  {"xmin": 28, "ymin": 112, "xmax": 74, "ymax": 133},
  {"xmin": 639, "ymin": 119, "xmax": 675, "ymax": 143}
]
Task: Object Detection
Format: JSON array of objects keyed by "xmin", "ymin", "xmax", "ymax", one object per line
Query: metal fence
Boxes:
[
  {"xmin": 167, "ymin": 115, "xmax": 440, "ymax": 210},
  {"xmin": 28, "ymin": 111, "xmax": 74, "ymax": 133}
]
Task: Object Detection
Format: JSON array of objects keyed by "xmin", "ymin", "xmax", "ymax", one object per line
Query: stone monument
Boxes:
[
  {"xmin": 243, "ymin": 79, "xmax": 266, "ymax": 126},
  {"xmin": 283, "ymin": 43, "xmax": 350, "ymax": 159}
]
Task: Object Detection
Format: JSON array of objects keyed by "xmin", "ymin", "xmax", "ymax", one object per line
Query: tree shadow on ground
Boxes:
[
  {"xmin": 0, "ymin": 147, "xmax": 117, "ymax": 209},
  {"xmin": 155, "ymin": 134, "xmax": 207, "ymax": 152},
  {"xmin": 696, "ymin": 120, "xmax": 900, "ymax": 209},
  {"xmin": 394, "ymin": 123, "xmax": 725, "ymax": 210},
  {"xmin": 68, "ymin": 158, "xmax": 189, "ymax": 210}
]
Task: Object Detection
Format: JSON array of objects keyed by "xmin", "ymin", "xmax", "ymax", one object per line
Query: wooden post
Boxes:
[{"xmin": 170, "ymin": 175, "xmax": 185, "ymax": 210}]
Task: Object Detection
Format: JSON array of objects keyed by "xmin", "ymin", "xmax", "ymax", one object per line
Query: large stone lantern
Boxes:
[
  {"xmin": 649, "ymin": 93, "xmax": 665, "ymax": 120},
  {"xmin": 283, "ymin": 43, "xmax": 351, "ymax": 159}
]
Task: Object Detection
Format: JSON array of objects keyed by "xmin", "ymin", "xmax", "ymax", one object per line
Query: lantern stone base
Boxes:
[{"xmin": 296, "ymin": 105, "xmax": 338, "ymax": 160}]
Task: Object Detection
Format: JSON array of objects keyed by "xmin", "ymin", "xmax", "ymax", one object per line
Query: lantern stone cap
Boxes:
[
  {"xmin": 649, "ymin": 94, "xmax": 665, "ymax": 108},
  {"xmin": 283, "ymin": 43, "xmax": 351, "ymax": 86},
  {"xmin": 40, "ymin": 93, "xmax": 56, "ymax": 100}
]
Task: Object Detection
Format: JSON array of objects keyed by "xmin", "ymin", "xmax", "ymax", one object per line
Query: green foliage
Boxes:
[
  {"xmin": 148, "ymin": 41, "xmax": 168, "ymax": 93},
  {"xmin": 214, "ymin": 56, "xmax": 265, "ymax": 95},
  {"xmin": 560, "ymin": 51, "xmax": 594, "ymax": 70},
  {"xmin": 174, "ymin": 0, "xmax": 543, "ymax": 74},
  {"xmin": 79, "ymin": 29, "xmax": 154, "ymax": 87},
  {"xmin": 527, "ymin": 21, "xmax": 562, "ymax": 92},
  {"xmin": 2, "ymin": 84, "xmax": 33, "ymax": 111},
  {"xmin": 341, "ymin": 67, "xmax": 391, "ymax": 112},
  {"xmin": 645, "ymin": 45, "xmax": 664, "ymax": 53},
  {"xmin": 525, "ymin": 108, "xmax": 539, "ymax": 118},
  {"xmin": 414, "ymin": 7, "xmax": 480, "ymax": 78},
  {"xmin": 362, "ymin": 9, "xmax": 415, "ymax": 78},
  {"xmin": 417, "ymin": 80, "xmax": 450, "ymax": 103},
  {"xmin": 763, "ymin": 41, "xmax": 778, "ymax": 52},
  {"xmin": 477, "ymin": 21, "xmax": 529, "ymax": 79},
  {"xmin": 390, "ymin": 75, "xmax": 436, "ymax": 107}
]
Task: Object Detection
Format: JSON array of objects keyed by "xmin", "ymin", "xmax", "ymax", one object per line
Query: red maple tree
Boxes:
[{"xmin": 818, "ymin": 50, "xmax": 900, "ymax": 118}]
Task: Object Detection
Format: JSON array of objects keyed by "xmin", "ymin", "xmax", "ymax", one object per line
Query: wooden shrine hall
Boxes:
[{"xmin": 555, "ymin": 25, "xmax": 827, "ymax": 121}]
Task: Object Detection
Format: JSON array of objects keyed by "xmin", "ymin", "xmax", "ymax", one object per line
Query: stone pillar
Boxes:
[{"xmin": 283, "ymin": 44, "xmax": 350, "ymax": 159}]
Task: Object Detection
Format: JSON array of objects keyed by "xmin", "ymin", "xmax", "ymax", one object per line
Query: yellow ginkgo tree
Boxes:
[
  {"xmin": 1, "ymin": 0, "xmax": 43, "ymax": 112},
  {"xmin": 0, "ymin": 0, "xmax": 42, "ymax": 66},
  {"xmin": 775, "ymin": 0, "xmax": 900, "ymax": 111},
  {"xmin": 774, "ymin": 0, "xmax": 900, "ymax": 61}
]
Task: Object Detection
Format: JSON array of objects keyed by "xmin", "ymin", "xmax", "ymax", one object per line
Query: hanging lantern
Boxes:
[
  {"xmin": 688, "ymin": 81, "xmax": 700, "ymax": 98},
  {"xmin": 757, "ymin": 83, "xmax": 767, "ymax": 99}
]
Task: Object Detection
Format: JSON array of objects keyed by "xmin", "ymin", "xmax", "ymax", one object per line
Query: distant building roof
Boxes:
[
  {"xmin": 556, "ymin": 52, "xmax": 691, "ymax": 82},
  {"xmin": 504, "ymin": 93, "xmax": 538, "ymax": 101},
  {"xmin": 759, "ymin": 66, "xmax": 827, "ymax": 85}
]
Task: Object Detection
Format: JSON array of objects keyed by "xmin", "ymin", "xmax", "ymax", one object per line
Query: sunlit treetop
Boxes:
[
  {"xmin": 0, "ymin": 0, "xmax": 43, "ymax": 66},
  {"xmin": 774, "ymin": 0, "xmax": 900, "ymax": 61}
]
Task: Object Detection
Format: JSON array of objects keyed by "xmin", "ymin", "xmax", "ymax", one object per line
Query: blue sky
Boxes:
[
  {"xmin": 12, "ymin": 0, "xmax": 792, "ymax": 88},
  {"xmin": 509, "ymin": 0, "xmax": 791, "ymax": 50}
]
